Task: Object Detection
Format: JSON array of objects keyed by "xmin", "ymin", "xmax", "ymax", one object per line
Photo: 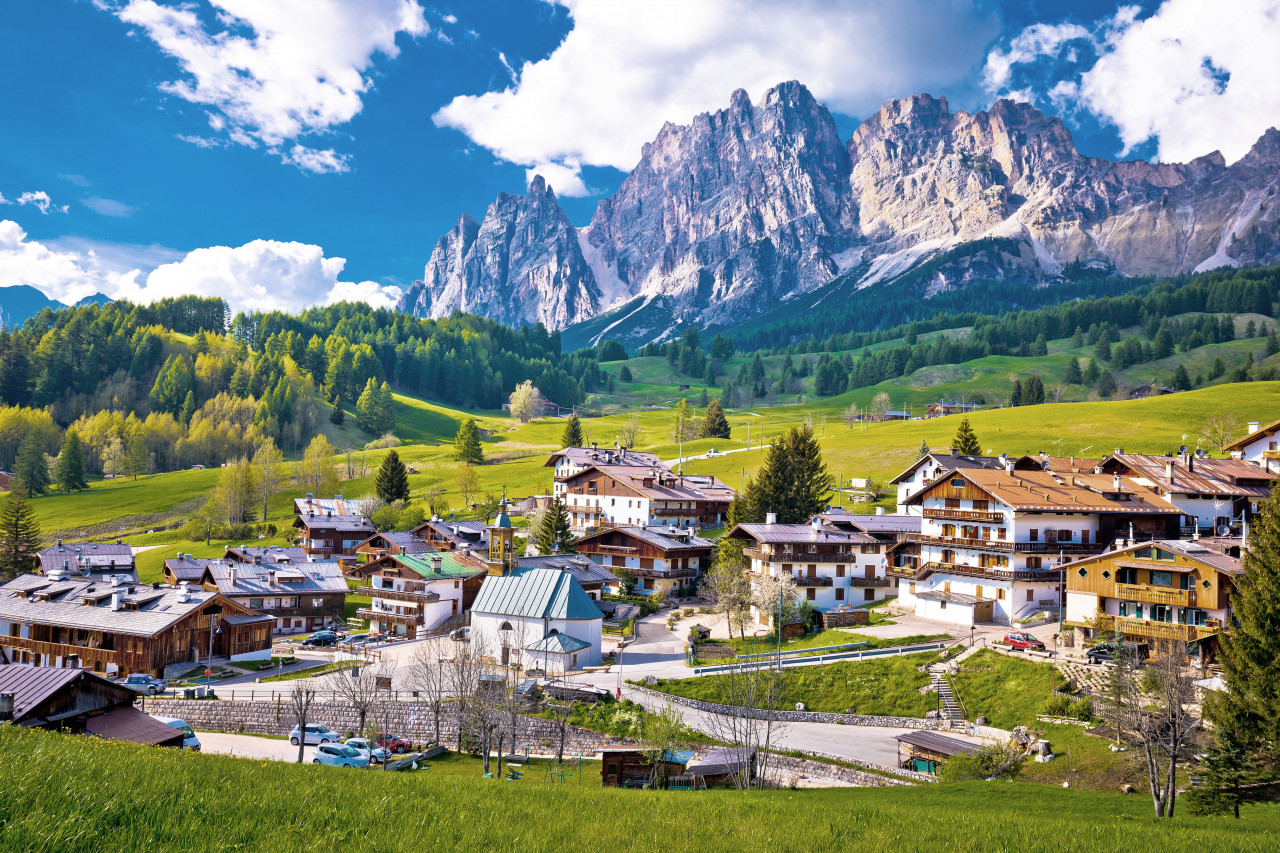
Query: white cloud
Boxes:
[
  {"xmin": 0, "ymin": 220, "xmax": 401, "ymax": 314},
  {"xmin": 3, "ymin": 190, "xmax": 68, "ymax": 214},
  {"xmin": 433, "ymin": 0, "xmax": 999, "ymax": 194},
  {"xmin": 525, "ymin": 161, "xmax": 589, "ymax": 197},
  {"xmin": 284, "ymin": 145, "xmax": 351, "ymax": 174},
  {"xmin": 81, "ymin": 197, "xmax": 139, "ymax": 218},
  {"xmin": 988, "ymin": 0, "xmax": 1280, "ymax": 164},
  {"xmin": 983, "ymin": 21, "xmax": 1091, "ymax": 91},
  {"xmin": 111, "ymin": 0, "xmax": 429, "ymax": 172},
  {"xmin": 176, "ymin": 133, "xmax": 226, "ymax": 148},
  {"xmin": 58, "ymin": 173, "xmax": 92, "ymax": 188}
]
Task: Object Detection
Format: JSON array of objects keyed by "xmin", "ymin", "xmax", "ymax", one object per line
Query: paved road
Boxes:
[{"xmin": 197, "ymin": 731, "xmax": 316, "ymax": 762}]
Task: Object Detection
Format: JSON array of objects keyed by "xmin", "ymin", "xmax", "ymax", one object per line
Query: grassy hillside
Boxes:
[{"xmin": 2, "ymin": 726, "xmax": 1276, "ymax": 853}]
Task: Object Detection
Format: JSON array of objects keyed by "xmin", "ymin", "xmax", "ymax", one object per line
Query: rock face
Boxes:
[{"xmin": 399, "ymin": 83, "xmax": 1280, "ymax": 342}]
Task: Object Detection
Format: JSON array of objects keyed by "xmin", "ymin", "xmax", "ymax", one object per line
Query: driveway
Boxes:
[{"xmin": 196, "ymin": 731, "xmax": 315, "ymax": 762}]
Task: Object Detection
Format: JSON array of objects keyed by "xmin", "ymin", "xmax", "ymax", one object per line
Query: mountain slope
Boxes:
[{"xmin": 401, "ymin": 83, "xmax": 1280, "ymax": 347}]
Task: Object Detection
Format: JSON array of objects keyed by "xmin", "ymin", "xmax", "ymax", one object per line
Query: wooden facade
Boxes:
[{"xmin": 599, "ymin": 748, "xmax": 690, "ymax": 788}]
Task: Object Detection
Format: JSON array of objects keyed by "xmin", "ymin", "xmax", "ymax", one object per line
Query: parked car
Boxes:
[
  {"xmin": 151, "ymin": 715, "xmax": 201, "ymax": 750},
  {"xmin": 313, "ymin": 744, "xmax": 369, "ymax": 768},
  {"xmin": 120, "ymin": 673, "xmax": 167, "ymax": 695},
  {"xmin": 343, "ymin": 737, "xmax": 390, "ymax": 764},
  {"xmin": 450, "ymin": 626, "xmax": 471, "ymax": 642},
  {"xmin": 1003, "ymin": 632, "xmax": 1046, "ymax": 651},
  {"xmin": 303, "ymin": 631, "xmax": 340, "ymax": 648},
  {"xmin": 375, "ymin": 732, "xmax": 413, "ymax": 754},
  {"xmin": 290, "ymin": 724, "xmax": 341, "ymax": 746},
  {"xmin": 341, "ymin": 633, "xmax": 369, "ymax": 647},
  {"xmin": 1086, "ymin": 641, "xmax": 1149, "ymax": 665},
  {"xmin": 705, "ymin": 448, "xmax": 719, "ymax": 457}
]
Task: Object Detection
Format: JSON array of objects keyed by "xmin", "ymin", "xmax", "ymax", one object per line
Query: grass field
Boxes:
[
  {"xmin": 949, "ymin": 649, "xmax": 1070, "ymax": 730},
  {"xmin": 646, "ymin": 652, "xmax": 940, "ymax": 716},
  {"xmin": 3, "ymin": 726, "xmax": 1276, "ymax": 853},
  {"xmin": 722, "ymin": 629, "xmax": 950, "ymax": 657}
]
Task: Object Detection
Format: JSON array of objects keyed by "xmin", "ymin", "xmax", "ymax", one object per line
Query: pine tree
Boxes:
[
  {"xmin": 1184, "ymin": 725, "xmax": 1267, "ymax": 817},
  {"xmin": 1063, "ymin": 357, "xmax": 1083, "ymax": 384},
  {"xmin": 702, "ymin": 361, "xmax": 716, "ymax": 386},
  {"xmin": 699, "ymin": 399, "xmax": 731, "ymax": 439},
  {"xmin": 1213, "ymin": 481, "xmax": 1280, "ymax": 756},
  {"xmin": 14, "ymin": 433, "xmax": 50, "ymax": 496},
  {"xmin": 1025, "ymin": 376, "xmax": 1046, "ymax": 405},
  {"xmin": 619, "ymin": 365, "xmax": 632, "ymax": 383},
  {"xmin": 1072, "ymin": 327, "xmax": 1085, "ymax": 348},
  {"xmin": 374, "ymin": 449, "xmax": 410, "ymax": 504},
  {"xmin": 953, "ymin": 418, "xmax": 981, "ymax": 455},
  {"xmin": 560, "ymin": 414, "xmax": 584, "ymax": 448},
  {"xmin": 747, "ymin": 425, "xmax": 832, "ymax": 524},
  {"xmin": 54, "ymin": 431, "xmax": 88, "ymax": 493},
  {"xmin": 1267, "ymin": 328, "xmax": 1280, "ymax": 357},
  {"xmin": 453, "ymin": 418, "xmax": 484, "ymax": 464},
  {"xmin": 330, "ymin": 397, "xmax": 345, "ymax": 425},
  {"xmin": 1011, "ymin": 379, "xmax": 1023, "ymax": 407},
  {"xmin": 536, "ymin": 497, "xmax": 574, "ymax": 554},
  {"xmin": 1094, "ymin": 338, "xmax": 1112, "ymax": 362},
  {"xmin": 178, "ymin": 391, "xmax": 196, "ymax": 425},
  {"xmin": 0, "ymin": 487, "xmax": 41, "ymax": 581},
  {"xmin": 375, "ymin": 382, "xmax": 395, "ymax": 434},
  {"xmin": 356, "ymin": 378, "xmax": 380, "ymax": 434},
  {"xmin": 917, "ymin": 439, "xmax": 930, "ymax": 459},
  {"xmin": 1172, "ymin": 363, "xmax": 1192, "ymax": 391}
]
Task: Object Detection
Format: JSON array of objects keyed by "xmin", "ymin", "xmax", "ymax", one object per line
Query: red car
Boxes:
[
  {"xmin": 375, "ymin": 732, "xmax": 413, "ymax": 753},
  {"xmin": 1004, "ymin": 632, "xmax": 1046, "ymax": 651}
]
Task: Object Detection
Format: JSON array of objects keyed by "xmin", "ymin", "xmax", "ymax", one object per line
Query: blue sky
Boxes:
[{"xmin": 2, "ymin": 0, "xmax": 1277, "ymax": 315}]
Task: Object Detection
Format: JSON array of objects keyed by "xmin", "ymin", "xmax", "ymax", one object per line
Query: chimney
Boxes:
[
  {"xmin": 765, "ymin": 512, "xmax": 777, "ymax": 526},
  {"xmin": 1113, "ymin": 474, "xmax": 1122, "ymax": 492},
  {"xmin": 110, "ymin": 590, "xmax": 123, "ymax": 611},
  {"xmin": 0, "ymin": 692, "xmax": 13, "ymax": 722},
  {"xmin": 228, "ymin": 567, "xmax": 236, "ymax": 586},
  {"xmin": 1005, "ymin": 460, "xmax": 1016, "ymax": 475},
  {"xmin": 876, "ymin": 506, "xmax": 885, "ymax": 516},
  {"xmin": 111, "ymin": 574, "xmax": 123, "ymax": 588},
  {"xmin": 1248, "ymin": 421, "xmax": 1260, "ymax": 434},
  {"xmin": 268, "ymin": 570, "xmax": 276, "ymax": 586},
  {"xmin": 950, "ymin": 447, "xmax": 958, "ymax": 457},
  {"xmin": 1166, "ymin": 459, "xmax": 1176, "ymax": 482},
  {"xmin": 254, "ymin": 553, "xmax": 262, "ymax": 564}
]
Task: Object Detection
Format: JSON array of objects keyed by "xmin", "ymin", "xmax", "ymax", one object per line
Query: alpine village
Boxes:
[{"xmin": 3, "ymin": 3, "xmax": 1280, "ymax": 851}]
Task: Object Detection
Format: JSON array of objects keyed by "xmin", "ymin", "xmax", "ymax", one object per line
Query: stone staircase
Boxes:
[{"xmin": 927, "ymin": 662, "xmax": 965, "ymax": 723}]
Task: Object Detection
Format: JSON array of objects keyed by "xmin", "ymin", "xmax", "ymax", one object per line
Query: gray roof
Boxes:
[
  {"xmin": 730, "ymin": 522, "xmax": 877, "ymax": 545},
  {"xmin": 889, "ymin": 453, "xmax": 1005, "ymax": 485},
  {"xmin": 414, "ymin": 519, "xmax": 490, "ymax": 548},
  {"xmin": 294, "ymin": 513, "xmax": 376, "ymax": 533},
  {"xmin": 546, "ymin": 446, "xmax": 662, "ymax": 469},
  {"xmin": 819, "ymin": 512, "xmax": 922, "ymax": 534},
  {"xmin": 893, "ymin": 730, "xmax": 979, "ymax": 756},
  {"xmin": 471, "ymin": 569, "xmax": 603, "ymax": 622},
  {"xmin": 0, "ymin": 664, "xmax": 86, "ymax": 721},
  {"xmin": 516, "ymin": 555, "xmax": 616, "ymax": 586},
  {"xmin": 164, "ymin": 557, "xmax": 214, "ymax": 582},
  {"xmin": 204, "ymin": 561, "xmax": 348, "ymax": 596},
  {"xmin": 38, "ymin": 542, "xmax": 135, "ymax": 576},
  {"xmin": 293, "ymin": 496, "xmax": 373, "ymax": 517},
  {"xmin": 225, "ymin": 546, "xmax": 311, "ymax": 564},
  {"xmin": 578, "ymin": 526, "xmax": 715, "ymax": 553},
  {"xmin": 0, "ymin": 574, "xmax": 224, "ymax": 637}
]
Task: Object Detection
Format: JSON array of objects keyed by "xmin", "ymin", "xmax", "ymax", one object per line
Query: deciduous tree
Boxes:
[
  {"xmin": 295, "ymin": 434, "xmax": 338, "ymax": 496},
  {"xmin": 455, "ymin": 462, "xmax": 480, "ymax": 508},
  {"xmin": 508, "ymin": 380, "xmax": 541, "ymax": 424},
  {"xmin": 252, "ymin": 438, "xmax": 286, "ymax": 521}
]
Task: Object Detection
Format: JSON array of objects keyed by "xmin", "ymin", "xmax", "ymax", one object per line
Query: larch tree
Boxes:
[
  {"xmin": 453, "ymin": 418, "xmax": 484, "ymax": 464},
  {"xmin": 295, "ymin": 434, "xmax": 339, "ymax": 496},
  {"xmin": 560, "ymin": 414, "xmax": 584, "ymax": 448},
  {"xmin": 508, "ymin": 380, "xmax": 541, "ymax": 424},
  {"xmin": 953, "ymin": 417, "xmax": 981, "ymax": 455},
  {"xmin": 0, "ymin": 487, "xmax": 42, "ymax": 581},
  {"xmin": 100, "ymin": 437, "xmax": 125, "ymax": 479},
  {"xmin": 251, "ymin": 438, "xmax": 286, "ymax": 521},
  {"xmin": 13, "ymin": 433, "xmax": 50, "ymax": 496},
  {"xmin": 375, "ymin": 449, "xmax": 411, "ymax": 504},
  {"xmin": 215, "ymin": 456, "xmax": 256, "ymax": 524},
  {"xmin": 53, "ymin": 430, "xmax": 88, "ymax": 493}
]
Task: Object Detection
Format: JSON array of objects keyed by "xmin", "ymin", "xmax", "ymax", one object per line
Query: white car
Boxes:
[
  {"xmin": 151, "ymin": 715, "xmax": 201, "ymax": 751},
  {"xmin": 343, "ymin": 737, "xmax": 390, "ymax": 764},
  {"xmin": 289, "ymin": 723, "xmax": 340, "ymax": 746}
]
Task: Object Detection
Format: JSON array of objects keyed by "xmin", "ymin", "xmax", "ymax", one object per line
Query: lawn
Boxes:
[
  {"xmin": 647, "ymin": 652, "xmax": 940, "ymax": 716},
  {"xmin": 948, "ymin": 648, "xmax": 1069, "ymax": 730},
  {"xmin": 528, "ymin": 698, "xmax": 719, "ymax": 746},
  {"xmin": 723, "ymin": 629, "xmax": 951, "ymax": 657},
  {"xmin": 4, "ymin": 726, "xmax": 1277, "ymax": 853}
]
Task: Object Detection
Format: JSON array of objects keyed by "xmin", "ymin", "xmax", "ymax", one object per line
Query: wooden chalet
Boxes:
[
  {"xmin": 409, "ymin": 518, "xmax": 490, "ymax": 553},
  {"xmin": 354, "ymin": 531, "xmax": 432, "ymax": 561},
  {"xmin": 293, "ymin": 510, "xmax": 376, "ymax": 561},
  {"xmin": 0, "ymin": 665, "xmax": 185, "ymax": 747},
  {"xmin": 348, "ymin": 551, "xmax": 487, "ymax": 639},
  {"xmin": 0, "ymin": 573, "xmax": 272, "ymax": 678},
  {"xmin": 599, "ymin": 747, "xmax": 694, "ymax": 788},
  {"xmin": 223, "ymin": 545, "xmax": 310, "ymax": 565},
  {"xmin": 573, "ymin": 525, "xmax": 713, "ymax": 594}
]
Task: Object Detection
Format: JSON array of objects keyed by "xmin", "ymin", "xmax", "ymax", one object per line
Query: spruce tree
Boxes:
[
  {"xmin": 453, "ymin": 418, "xmax": 484, "ymax": 464},
  {"xmin": 330, "ymin": 397, "xmax": 345, "ymax": 425},
  {"xmin": 748, "ymin": 425, "xmax": 832, "ymax": 523},
  {"xmin": 0, "ymin": 487, "xmax": 42, "ymax": 581},
  {"xmin": 54, "ymin": 431, "xmax": 88, "ymax": 493},
  {"xmin": 375, "ymin": 449, "xmax": 411, "ymax": 504},
  {"xmin": 619, "ymin": 365, "xmax": 632, "ymax": 383},
  {"xmin": 1072, "ymin": 327, "xmax": 1085, "ymax": 348},
  {"xmin": 1172, "ymin": 363, "xmax": 1192, "ymax": 391},
  {"xmin": 699, "ymin": 399, "xmax": 731, "ymax": 439},
  {"xmin": 1011, "ymin": 379, "xmax": 1023, "ymax": 407},
  {"xmin": 376, "ymin": 382, "xmax": 396, "ymax": 434},
  {"xmin": 1026, "ymin": 376, "xmax": 1046, "ymax": 405},
  {"xmin": 1213, "ymin": 481, "xmax": 1280, "ymax": 755},
  {"xmin": 953, "ymin": 418, "xmax": 981, "ymax": 456},
  {"xmin": 1063, "ymin": 357, "xmax": 1083, "ymax": 384},
  {"xmin": 560, "ymin": 414, "xmax": 584, "ymax": 448},
  {"xmin": 356, "ymin": 378, "xmax": 380, "ymax": 433},
  {"xmin": 536, "ymin": 497, "xmax": 575, "ymax": 554},
  {"xmin": 1184, "ymin": 725, "xmax": 1266, "ymax": 817},
  {"xmin": 1267, "ymin": 328, "xmax": 1280, "ymax": 357},
  {"xmin": 14, "ymin": 433, "xmax": 50, "ymax": 496},
  {"xmin": 1094, "ymin": 338, "xmax": 1112, "ymax": 362},
  {"xmin": 917, "ymin": 439, "xmax": 930, "ymax": 459}
]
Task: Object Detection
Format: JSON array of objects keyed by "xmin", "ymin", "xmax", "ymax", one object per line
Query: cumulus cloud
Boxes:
[
  {"xmin": 1, "ymin": 190, "xmax": 68, "ymax": 214},
  {"xmin": 81, "ymin": 196, "xmax": 139, "ymax": 218},
  {"xmin": 987, "ymin": 0, "xmax": 1280, "ymax": 164},
  {"xmin": 983, "ymin": 21, "xmax": 1091, "ymax": 91},
  {"xmin": 0, "ymin": 220, "xmax": 401, "ymax": 313},
  {"xmin": 433, "ymin": 0, "xmax": 999, "ymax": 194},
  {"xmin": 110, "ymin": 0, "xmax": 429, "ymax": 172}
]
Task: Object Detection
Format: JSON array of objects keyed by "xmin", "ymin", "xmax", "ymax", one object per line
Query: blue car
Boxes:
[{"xmin": 313, "ymin": 744, "xmax": 369, "ymax": 768}]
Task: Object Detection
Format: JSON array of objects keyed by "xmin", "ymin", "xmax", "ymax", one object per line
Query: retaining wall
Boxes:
[{"xmin": 629, "ymin": 684, "xmax": 954, "ymax": 730}]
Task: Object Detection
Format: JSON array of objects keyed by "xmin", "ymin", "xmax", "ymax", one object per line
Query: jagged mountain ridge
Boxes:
[{"xmin": 398, "ymin": 83, "xmax": 1280, "ymax": 344}]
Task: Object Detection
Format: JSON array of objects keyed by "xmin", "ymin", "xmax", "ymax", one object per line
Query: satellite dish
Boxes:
[{"xmin": 1218, "ymin": 525, "xmax": 1231, "ymax": 537}]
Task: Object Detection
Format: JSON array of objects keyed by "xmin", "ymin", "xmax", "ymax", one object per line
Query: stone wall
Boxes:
[
  {"xmin": 765, "ymin": 753, "xmax": 914, "ymax": 787},
  {"xmin": 144, "ymin": 697, "xmax": 634, "ymax": 757},
  {"xmin": 629, "ymin": 684, "xmax": 953, "ymax": 730}
]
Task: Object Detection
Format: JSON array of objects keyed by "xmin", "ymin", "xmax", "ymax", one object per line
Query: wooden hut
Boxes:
[
  {"xmin": 598, "ymin": 748, "xmax": 693, "ymax": 788},
  {"xmin": 892, "ymin": 731, "xmax": 979, "ymax": 774}
]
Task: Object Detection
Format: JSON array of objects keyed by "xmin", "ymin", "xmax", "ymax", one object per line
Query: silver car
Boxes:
[
  {"xmin": 343, "ymin": 737, "xmax": 390, "ymax": 764},
  {"xmin": 289, "ymin": 723, "xmax": 340, "ymax": 746}
]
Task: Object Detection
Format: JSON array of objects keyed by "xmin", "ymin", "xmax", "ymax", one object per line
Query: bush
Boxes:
[
  {"xmin": 364, "ymin": 432, "xmax": 401, "ymax": 450},
  {"xmin": 940, "ymin": 742, "xmax": 1026, "ymax": 782},
  {"xmin": 1068, "ymin": 698, "xmax": 1094, "ymax": 721},
  {"xmin": 1043, "ymin": 694, "xmax": 1071, "ymax": 718}
]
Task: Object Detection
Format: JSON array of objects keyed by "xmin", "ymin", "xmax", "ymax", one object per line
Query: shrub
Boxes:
[
  {"xmin": 1043, "ymin": 694, "xmax": 1070, "ymax": 718},
  {"xmin": 1068, "ymin": 698, "xmax": 1094, "ymax": 721},
  {"xmin": 940, "ymin": 742, "xmax": 1026, "ymax": 783}
]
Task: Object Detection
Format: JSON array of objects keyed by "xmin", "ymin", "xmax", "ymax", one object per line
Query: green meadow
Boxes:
[{"xmin": 1, "ymin": 726, "xmax": 1275, "ymax": 853}]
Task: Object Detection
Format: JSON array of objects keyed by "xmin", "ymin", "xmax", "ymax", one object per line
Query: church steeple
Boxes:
[{"xmin": 486, "ymin": 494, "xmax": 516, "ymax": 576}]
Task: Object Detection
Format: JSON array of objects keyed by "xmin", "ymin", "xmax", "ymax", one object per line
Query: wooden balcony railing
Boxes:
[
  {"xmin": 357, "ymin": 608, "xmax": 423, "ymax": 626},
  {"xmin": 888, "ymin": 561, "xmax": 1062, "ymax": 583},
  {"xmin": 793, "ymin": 576, "xmax": 834, "ymax": 588},
  {"xmin": 357, "ymin": 586, "xmax": 440, "ymax": 604},
  {"xmin": 923, "ymin": 508, "xmax": 1005, "ymax": 523},
  {"xmin": 743, "ymin": 548, "xmax": 855, "ymax": 564},
  {"xmin": 1092, "ymin": 613, "xmax": 1221, "ymax": 641},
  {"xmin": 1114, "ymin": 583, "xmax": 1192, "ymax": 607},
  {"xmin": 0, "ymin": 635, "xmax": 148, "ymax": 673},
  {"xmin": 847, "ymin": 577, "xmax": 885, "ymax": 588},
  {"xmin": 612, "ymin": 567, "xmax": 698, "ymax": 580},
  {"xmin": 903, "ymin": 533, "xmax": 1014, "ymax": 552}
]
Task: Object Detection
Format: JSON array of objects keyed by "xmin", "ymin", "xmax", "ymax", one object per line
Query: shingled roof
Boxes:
[{"xmin": 0, "ymin": 574, "xmax": 227, "ymax": 637}]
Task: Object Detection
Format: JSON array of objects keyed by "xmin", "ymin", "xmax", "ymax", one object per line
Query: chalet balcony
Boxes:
[
  {"xmin": 357, "ymin": 608, "xmax": 423, "ymax": 627},
  {"xmin": 891, "ymin": 561, "xmax": 1062, "ymax": 583},
  {"xmin": 1092, "ymin": 613, "xmax": 1221, "ymax": 642},
  {"xmin": 923, "ymin": 508, "xmax": 1005, "ymax": 524},
  {"xmin": 357, "ymin": 585, "xmax": 440, "ymax": 604},
  {"xmin": 743, "ymin": 548, "xmax": 857, "ymax": 564},
  {"xmin": 611, "ymin": 566, "xmax": 698, "ymax": 580},
  {"xmin": 847, "ymin": 577, "xmax": 885, "ymax": 588},
  {"xmin": 903, "ymin": 533, "xmax": 1014, "ymax": 552},
  {"xmin": 793, "ymin": 576, "xmax": 834, "ymax": 588},
  {"xmin": 0, "ymin": 635, "xmax": 148, "ymax": 673},
  {"xmin": 569, "ymin": 507, "xmax": 602, "ymax": 516},
  {"xmin": 650, "ymin": 507, "xmax": 695, "ymax": 517},
  {"xmin": 1114, "ymin": 583, "xmax": 1192, "ymax": 608},
  {"xmin": 1016, "ymin": 541, "xmax": 1106, "ymax": 555},
  {"xmin": 586, "ymin": 544, "xmax": 638, "ymax": 556}
]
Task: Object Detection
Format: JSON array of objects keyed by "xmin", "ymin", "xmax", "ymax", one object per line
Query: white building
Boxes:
[
  {"xmin": 889, "ymin": 452, "xmax": 1007, "ymax": 515},
  {"xmin": 892, "ymin": 467, "xmax": 1184, "ymax": 626},
  {"xmin": 1099, "ymin": 451, "xmax": 1274, "ymax": 533},
  {"xmin": 1225, "ymin": 419, "xmax": 1280, "ymax": 471},
  {"xmin": 557, "ymin": 464, "xmax": 734, "ymax": 534},
  {"xmin": 469, "ymin": 568, "xmax": 603, "ymax": 672},
  {"xmin": 349, "ymin": 552, "xmax": 486, "ymax": 640}
]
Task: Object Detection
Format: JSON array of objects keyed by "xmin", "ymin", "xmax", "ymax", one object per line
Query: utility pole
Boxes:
[{"xmin": 776, "ymin": 575, "xmax": 784, "ymax": 673}]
